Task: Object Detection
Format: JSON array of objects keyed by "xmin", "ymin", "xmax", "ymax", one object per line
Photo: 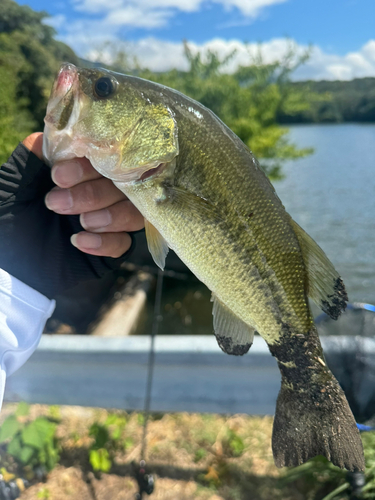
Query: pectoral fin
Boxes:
[
  {"xmin": 212, "ymin": 294, "xmax": 255, "ymax": 355},
  {"xmin": 291, "ymin": 219, "xmax": 348, "ymax": 319},
  {"xmin": 163, "ymin": 185, "xmax": 221, "ymax": 222},
  {"xmin": 144, "ymin": 219, "xmax": 169, "ymax": 270}
]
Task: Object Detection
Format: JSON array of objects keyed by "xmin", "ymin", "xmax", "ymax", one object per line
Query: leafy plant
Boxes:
[
  {"xmin": 361, "ymin": 430, "xmax": 375, "ymax": 499},
  {"xmin": 194, "ymin": 447, "xmax": 207, "ymax": 463},
  {"xmin": 37, "ymin": 487, "xmax": 51, "ymax": 499},
  {"xmin": 0, "ymin": 402, "xmax": 60, "ymax": 472},
  {"xmin": 222, "ymin": 429, "xmax": 245, "ymax": 458},
  {"xmin": 89, "ymin": 447, "xmax": 112, "ymax": 473},
  {"xmin": 88, "ymin": 413, "xmax": 129, "ymax": 473},
  {"xmin": 278, "ymin": 431, "xmax": 375, "ymax": 499},
  {"xmin": 48, "ymin": 406, "xmax": 61, "ymax": 421}
]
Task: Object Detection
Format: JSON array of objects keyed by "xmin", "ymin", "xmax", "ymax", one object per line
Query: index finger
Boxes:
[{"xmin": 51, "ymin": 157, "xmax": 102, "ymax": 188}]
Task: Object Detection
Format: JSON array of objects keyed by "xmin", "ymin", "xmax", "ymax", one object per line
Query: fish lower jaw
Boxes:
[{"xmin": 42, "ymin": 124, "xmax": 86, "ymax": 166}]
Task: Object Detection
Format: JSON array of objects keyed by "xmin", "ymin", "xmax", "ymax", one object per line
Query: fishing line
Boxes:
[{"xmin": 135, "ymin": 268, "xmax": 164, "ymax": 499}]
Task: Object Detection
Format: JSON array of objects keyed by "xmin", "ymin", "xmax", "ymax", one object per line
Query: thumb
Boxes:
[
  {"xmin": 1, "ymin": 133, "xmax": 52, "ymax": 205},
  {"xmin": 22, "ymin": 132, "xmax": 44, "ymax": 160}
]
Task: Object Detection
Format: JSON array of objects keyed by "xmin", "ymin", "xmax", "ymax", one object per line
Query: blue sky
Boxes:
[{"xmin": 19, "ymin": 0, "xmax": 375, "ymax": 80}]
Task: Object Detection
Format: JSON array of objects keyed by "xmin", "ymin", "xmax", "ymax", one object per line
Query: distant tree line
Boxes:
[{"xmin": 278, "ymin": 78, "xmax": 375, "ymax": 123}]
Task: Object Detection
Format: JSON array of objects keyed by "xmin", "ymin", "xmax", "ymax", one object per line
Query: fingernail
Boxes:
[
  {"xmin": 52, "ymin": 161, "xmax": 83, "ymax": 187},
  {"xmin": 81, "ymin": 209, "xmax": 112, "ymax": 230},
  {"xmin": 71, "ymin": 233, "xmax": 102, "ymax": 249},
  {"xmin": 45, "ymin": 188, "xmax": 73, "ymax": 211}
]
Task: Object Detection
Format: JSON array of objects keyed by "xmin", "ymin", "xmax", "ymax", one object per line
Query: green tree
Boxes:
[
  {"xmin": 0, "ymin": 37, "xmax": 34, "ymax": 162},
  {"xmin": 0, "ymin": 0, "xmax": 78, "ymax": 164}
]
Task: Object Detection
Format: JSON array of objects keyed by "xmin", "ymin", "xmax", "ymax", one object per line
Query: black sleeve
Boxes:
[{"xmin": 0, "ymin": 143, "xmax": 134, "ymax": 299}]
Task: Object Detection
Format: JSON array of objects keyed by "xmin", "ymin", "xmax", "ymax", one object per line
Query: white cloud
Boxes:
[
  {"xmin": 105, "ymin": 7, "xmax": 173, "ymax": 28},
  {"xmin": 293, "ymin": 42, "xmax": 375, "ymax": 80},
  {"xmin": 57, "ymin": 17, "xmax": 375, "ymax": 82},
  {"xmin": 137, "ymin": 0, "xmax": 203, "ymax": 12},
  {"xmin": 84, "ymin": 37, "xmax": 306, "ymax": 73},
  {"xmin": 71, "ymin": 0, "xmax": 288, "ymax": 28},
  {"xmin": 362, "ymin": 40, "xmax": 375, "ymax": 63},
  {"xmin": 43, "ymin": 14, "xmax": 67, "ymax": 29},
  {"xmin": 217, "ymin": 0, "xmax": 287, "ymax": 17},
  {"xmin": 122, "ymin": 37, "xmax": 375, "ymax": 81},
  {"xmin": 72, "ymin": 0, "xmax": 124, "ymax": 13}
]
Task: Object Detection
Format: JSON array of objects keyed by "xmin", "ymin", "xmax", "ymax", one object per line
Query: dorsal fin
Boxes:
[
  {"xmin": 290, "ymin": 219, "xmax": 348, "ymax": 319},
  {"xmin": 212, "ymin": 294, "xmax": 255, "ymax": 355},
  {"xmin": 144, "ymin": 219, "xmax": 169, "ymax": 270}
]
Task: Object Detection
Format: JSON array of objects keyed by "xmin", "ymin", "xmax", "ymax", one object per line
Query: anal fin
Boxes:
[
  {"xmin": 212, "ymin": 294, "xmax": 255, "ymax": 356},
  {"xmin": 291, "ymin": 219, "xmax": 348, "ymax": 320},
  {"xmin": 144, "ymin": 219, "xmax": 169, "ymax": 270}
]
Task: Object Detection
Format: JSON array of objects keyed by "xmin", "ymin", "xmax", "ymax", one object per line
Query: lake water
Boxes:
[{"xmin": 275, "ymin": 123, "xmax": 375, "ymax": 306}]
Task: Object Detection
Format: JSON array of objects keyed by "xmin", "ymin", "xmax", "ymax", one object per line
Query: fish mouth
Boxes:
[
  {"xmin": 43, "ymin": 64, "xmax": 88, "ymax": 166},
  {"xmin": 44, "ymin": 64, "xmax": 78, "ymax": 130}
]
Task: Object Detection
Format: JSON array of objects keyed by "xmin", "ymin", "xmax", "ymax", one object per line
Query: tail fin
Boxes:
[{"xmin": 272, "ymin": 376, "xmax": 365, "ymax": 471}]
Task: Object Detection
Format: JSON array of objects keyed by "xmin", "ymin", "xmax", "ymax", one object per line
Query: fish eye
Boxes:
[{"xmin": 94, "ymin": 77, "xmax": 116, "ymax": 98}]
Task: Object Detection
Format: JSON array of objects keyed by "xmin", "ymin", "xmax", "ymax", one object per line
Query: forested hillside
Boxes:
[
  {"xmin": 278, "ymin": 78, "xmax": 375, "ymax": 123},
  {"xmin": 0, "ymin": 0, "xmax": 78, "ymax": 162}
]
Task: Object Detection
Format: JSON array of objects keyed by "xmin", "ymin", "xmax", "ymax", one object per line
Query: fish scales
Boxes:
[
  {"xmin": 42, "ymin": 63, "xmax": 365, "ymax": 472},
  {"xmin": 175, "ymin": 109, "xmax": 311, "ymax": 332},
  {"xmin": 122, "ymin": 110, "xmax": 310, "ymax": 341}
]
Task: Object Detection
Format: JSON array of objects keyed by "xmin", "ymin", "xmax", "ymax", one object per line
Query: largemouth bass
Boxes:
[{"xmin": 43, "ymin": 63, "xmax": 364, "ymax": 471}]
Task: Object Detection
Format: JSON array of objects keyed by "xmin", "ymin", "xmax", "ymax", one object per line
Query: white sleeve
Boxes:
[{"xmin": 0, "ymin": 269, "xmax": 55, "ymax": 411}]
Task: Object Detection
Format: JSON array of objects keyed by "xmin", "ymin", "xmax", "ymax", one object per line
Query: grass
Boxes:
[{"xmin": 0, "ymin": 403, "xmax": 374, "ymax": 500}]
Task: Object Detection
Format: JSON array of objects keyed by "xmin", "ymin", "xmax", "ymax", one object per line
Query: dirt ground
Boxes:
[
  {"xmin": 1, "ymin": 404, "xmax": 345, "ymax": 500},
  {"xmin": 21, "ymin": 466, "xmax": 217, "ymax": 500}
]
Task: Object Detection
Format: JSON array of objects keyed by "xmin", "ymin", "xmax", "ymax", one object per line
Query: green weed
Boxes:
[
  {"xmin": 37, "ymin": 487, "xmax": 51, "ymax": 499},
  {"xmin": 88, "ymin": 413, "xmax": 131, "ymax": 473},
  {"xmin": 223, "ymin": 428, "xmax": 245, "ymax": 458},
  {"xmin": 0, "ymin": 403, "xmax": 60, "ymax": 473},
  {"xmin": 194, "ymin": 447, "xmax": 208, "ymax": 463}
]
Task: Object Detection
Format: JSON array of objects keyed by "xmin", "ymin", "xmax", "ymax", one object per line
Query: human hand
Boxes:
[
  {"xmin": 24, "ymin": 133, "xmax": 144, "ymax": 258},
  {"xmin": 0, "ymin": 133, "xmax": 144, "ymax": 298}
]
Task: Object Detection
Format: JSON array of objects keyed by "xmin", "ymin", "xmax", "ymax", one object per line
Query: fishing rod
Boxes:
[{"xmin": 134, "ymin": 269, "xmax": 164, "ymax": 499}]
